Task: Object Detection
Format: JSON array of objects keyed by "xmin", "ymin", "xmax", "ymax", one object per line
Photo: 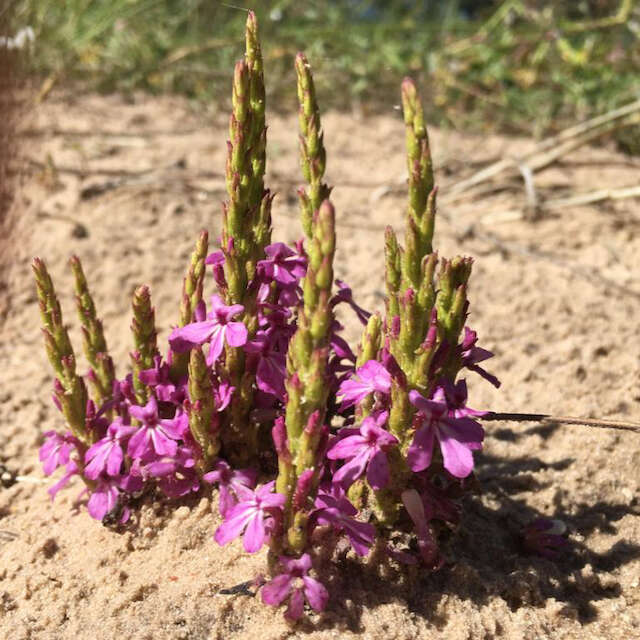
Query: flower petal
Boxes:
[
  {"xmin": 367, "ymin": 449, "xmax": 390, "ymax": 490},
  {"xmin": 285, "ymin": 588, "xmax": 305, "ymax": 621},
  {"xmin": 302, "ymin": 576, "xmax": 329, "ymax": 612},
  {"xmin": 106, "ymin": 443, "xmax": 124, "ymax": 476},
  {"xmin": 262, "ymin": 574, "xmax": 293, "ymax": 606},
  {"xmin": 243, "ymin": 512, "xmax": 266, "ymax": 553},
  {"xmin": 326, "ymin": 435, "xmax": 367, "ymax": 460},
  {"xmin": 207, "ymin": 326, "xmax": 226, "ymax": 364},
  {"xmin": 406, "ymin": 424, "xmax": 435, "ymax": 472},
  {"xmin": 168, "ymin": 321, "xmax": 215, "ymax": 351},
  {"xmin": 226, "ymin": 321, "xmax": 248, "ymax": 347},
  {"xmin": 214, "ymin": 505, "xmax": 254, "ymax": 546},
  {"xmin": 332, "ymin": 448, "xmax": 370, "ymax": 488},
  {"xmin": 437, "ymin": 433, "xmax": 475, "ymax": 478}
]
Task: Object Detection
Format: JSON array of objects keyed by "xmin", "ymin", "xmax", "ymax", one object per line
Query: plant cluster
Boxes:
[{"xmin": 34, "ymin": 12, "xmax": 499, "ymax": 622}]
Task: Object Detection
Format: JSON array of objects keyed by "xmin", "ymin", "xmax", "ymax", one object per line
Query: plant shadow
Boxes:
[{"xmin": 307, "ymin": 434, "xmax": 640, "ymax": 634}]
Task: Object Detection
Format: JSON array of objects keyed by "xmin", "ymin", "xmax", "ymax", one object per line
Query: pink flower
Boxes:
[
  {"xmin": 47, "ymin": 459, "xmax": 80, "ymax": 500},
  {"xmin": 138, "ymin": 355, "xmax": 186, "ymax": 404},
  {"xmin": 257, "ymin": 242, "xmax": 307, "ymax": 286},
  {"xmin": 401, "ymin": 489, "xmax": 442, "ymax": 568},
  {"xmin": 331, "ymin": 279, "xmax": 371, "ymax": 325},
  {"xmin": 460, "ymin": 327, "xmax": 500, "ymax": 388},
  {"xmin": 261, "ymin": 554, "xmax": 329, "ymax": 621},
  {"xmin": 214, "ymin": 481, "xmax": 285, "ymax": 553},
  {"xmin": 87, "ymin": 476, "xmax": 127, "ymax": 522},
  {"xmin": 336, "ymin": 360, "xmax": 391, "ymax": 411},
  {"xmin": 205, "ymin": 250, "xmax": 226, "ymax": 290},
  {"xmin": 168, "ymin": 295, "xmax": 248, "ymax": 365},
  {"xmin": 39, "ymin": 431, "xmax": 79, "ymax": 476},
  {"xmin": 214, "ymin": 380, "xmax": 234, "ymax": 411},
  {"xmin": 327, "ymin": 411, "xmax": 397, "ymax": 490},
  {"xmin": 244, "ymin": 332, "xmax": 287, "ymax": 400},
  {"xmin": 146, "ymin": 447, "xmax": 199, "ymax": 498},
  {"xmin": 407, "ymin": 385, "xmax": 484, "ymax": 478},
  {"xmin": 313, "ymin": 487, "xmax": 376, "ymax": 556},
  {"xmin": 127, "ymin": 396, "xmax": 187, "ymax": 461},
  {"xmin": 203, "ymin": 459, "xmax": 258, "ymax": 517},
  {"xmin": 84, "ymin": 420, "xmax": 137, "ymax": 480}
]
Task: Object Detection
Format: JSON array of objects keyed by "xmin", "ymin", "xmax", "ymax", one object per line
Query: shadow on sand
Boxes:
[{"xmin": 308, "ymin": 421, "xmax": 640, "ymax": 634}]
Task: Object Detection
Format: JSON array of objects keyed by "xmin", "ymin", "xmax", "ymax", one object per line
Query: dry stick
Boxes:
[
  {"xmin": 482, "ymin": 412, "xmax": 640, "ymax": 435},
  {"xmin": 442, "ymin": 101, "xmax": 640, "ymax": 199},
  {"xmin": 543, "ymin": 184, "xmax": 640, "ymax": 210},
  {"xmin": 481, "ymin": 183, "xmax": 640, "ymax": 224}
]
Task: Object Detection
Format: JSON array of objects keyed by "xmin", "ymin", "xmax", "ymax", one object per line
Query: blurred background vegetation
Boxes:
[{"xmin": 8, "ymin": 0, "xmax": 640, "ymax": 140}]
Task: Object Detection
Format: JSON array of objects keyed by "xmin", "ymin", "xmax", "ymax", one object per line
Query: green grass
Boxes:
[{"xmin": 11, "ymin": 0, "xmax": 640, "ymax": 137}]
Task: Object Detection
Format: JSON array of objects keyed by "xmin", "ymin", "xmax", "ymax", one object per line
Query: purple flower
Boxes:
[
  {"xmin": 245, "ymin": 332, "xmax": 287, "ymax": 400},
  {"xmin": 416, "ymin": 474, "xmax": 461, "ymax": 525},
  {"xmin": 327, "ymin": 411, "xmax": 397, "ymax": 490},
  {"xmin": 407, "ymin": 385, "xmax": 484, "ymax": 478},
  {"xmin": 215, "ymin": 381, "xmax": 234, "ymax": 412},
  {"xmin": 39, "ymin": 431, "xmax": 78, "ymax": 476},
  {"xmin": 313, "ymin": 488, "xmax": 376, "ymax": 556},
  {"xmin": 111, "ymin": 374, "xmax": 137, "ymax": 418},
  {"xmin": 214, "ymin": 481, "xmax": 285, "ymax": 553},
  {"xmin": 330, "ymin": 321, "xmax": 356, "ymax": 364},
  {"xmin": 168, "ymin": 295, "xmax": 248, "ymax": 365},
  {"xmin": 139, "ymin": 355, "xmax": 186, "ymax": 404},
  {"xmin": 84, "ymin": 420, "xmax": 137, "ymax": 480},
  {"xmin": 460, "ymin": 327, "xmax": 500, "ymax": 388},
  {"xmin": 47, "ymin": 459, "xmax": 80, "ymax": 500},
  {"xmin": 331, "ymin": 279, "xmax": 371, "ymax": 325},
  {"xmin": 87, "ymin": 476, "xmax": 127, "ymax": 522},
  {"xmin": 127, "ymin": 396, "xmax": 187, "ymax": 461},
  {"xmin": 205, "ymin": 249, "xmax": 224, "ymax": 266},
  {"xmin": 261, "ymin": 554, "xmax": 329, "ymax": 621},
  {"xmin": 146, "ymin": 447, "xmax": 199, "ymax": 498},
  {"xmin": 203, "ymin": 459, "xmax": 258, "ymax": 517},
  {"xmin": 522, "ymin": 518, "xmax": 568, "ymax": 559},
  {"xmin": 336, "ymin": 360, "xmax": 391, "ymax": 411},
  {"xmin": 257, "ymin": 242, "xmax": 307, "ymax": 286},
  {"xmin": 85, "ymin": 397, "xmax": 109, "ymax": 440},
  {"xmin": 401, "ymin": 489, "xmax": 442, "ymax": 568}
]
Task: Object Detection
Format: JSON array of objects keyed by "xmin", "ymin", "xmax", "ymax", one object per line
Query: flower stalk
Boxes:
[
  {"xmin": 220, "ymin": 12, "xmax": 273, "ymax": 462},
  {"xmin": 276, "ymin": 199, "xmax": 336, "ymax": 554},
  {"xmin": 187, "ymin": 346, "xmax": 220, "ymax": 470}
]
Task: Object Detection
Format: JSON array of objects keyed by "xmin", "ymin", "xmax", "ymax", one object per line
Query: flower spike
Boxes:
[
  {"xmin": 32, "ymin": 258, "xmax": 90, "ymax": 445},
  {"xmin": 296, "ymin": 53, "xmax": 331, "ymax": 239},
  {"xmin": 69, "ymin": 255, "xmax": 115, "ymax": 408},
  {"xmin": 130, "ymin": 285, "xmax": 158, "ymax": 404}
]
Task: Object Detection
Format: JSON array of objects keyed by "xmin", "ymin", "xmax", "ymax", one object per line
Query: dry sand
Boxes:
[{"xmin": 0, "ymin": 93, "xmax": 639, "ymax": 639}]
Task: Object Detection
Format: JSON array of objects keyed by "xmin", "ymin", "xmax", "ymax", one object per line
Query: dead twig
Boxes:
[
  {"xmin": 482, "ymin": 412, "xmax": 640, "ymax": 435},
  {"xmin": 480, "ymin": 183, "xmax": 640, "ymax": 224},
  {"xmin": 442, "ymin": 101, "xmax": 640, "ymax": 200}
]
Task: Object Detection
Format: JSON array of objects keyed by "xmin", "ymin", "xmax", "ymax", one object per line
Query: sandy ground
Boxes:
[{"xmin": 0, "ymin": 93, "xmax": 639, "ymax": 639}]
